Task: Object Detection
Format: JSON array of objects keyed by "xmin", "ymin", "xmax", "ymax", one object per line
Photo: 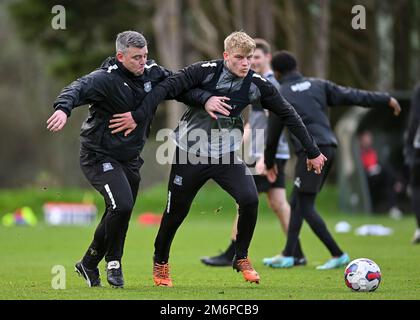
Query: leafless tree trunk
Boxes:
[
  {"xmin": 185, "ymin": 0, "xmax": 220, "ymax": 58},
  {"xmin": 392, "ymin": 0, "xmax": 411, "ymax": 90},
  {"xmin": 212, "ymin": 0, "xmax": 233, "ymax": 36},
  {"xmin": 257, "ymin": 0, "xmax": 275, "ymax": 45},
  {"xmin": 376, "ymin": 0, "xmax": 393, "ymax": 90},
  {"xmin": 243, "ymin": 0, "xmax": 257, "ymax": 36},
  {"xmin": 232, "ymin": 0, "xmax": 245, "ymax": 30},
  {"xmin": 311, "ymin": 0, "xmax": 330, "ymax": 78},
  {"xmin": 281, "ymin": 0, "xmax": 307, "ymax": 70},
  {"xmin": 152, "ymin": 0, "xmax": 184, "ymax": 129},
  {"xmin": 417, "ymin": 0, "xmax": 420, "ymax": 83}
]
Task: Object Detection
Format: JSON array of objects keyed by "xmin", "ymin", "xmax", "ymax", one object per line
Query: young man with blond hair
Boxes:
[
  {"xmin": 112, "ymin": 31, "xmax": 326, "ymax": 286},
  {"xmin": 201, "ymin": 38, "xmax": 307, "ymax": 267}
]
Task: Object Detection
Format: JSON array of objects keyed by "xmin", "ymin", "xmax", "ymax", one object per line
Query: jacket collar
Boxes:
[
  {"xmin": 115, "ymin": 59, "xmax": 144, "ymax": 80},
  {"xmin": 279, "ymin": 71, "xmax": 304, "ymax": 84},
  {"xmin": 101, "ymin": 56, "xmax": 143, "ymax": 80},
  {"xmin": 263, "ymin": 69, "xmax": 274, "ymax": 78}
]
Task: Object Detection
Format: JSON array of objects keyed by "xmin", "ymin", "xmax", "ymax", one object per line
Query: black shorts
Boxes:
[
  {"xmin": 250, "ymin": 159, "xmax": 287, "ymax": 193},
  {"xmin": 293, "ymin": 146, "xmax": 335, "ymax": 194},
  {"xmin": 79, "ymin": 148, "xmax": 143, "ymax": 204}
]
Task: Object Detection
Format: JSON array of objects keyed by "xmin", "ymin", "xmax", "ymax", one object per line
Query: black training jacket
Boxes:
[
  {"xmin": 133, "ymin": 59, "xmax": 321, "ymax": 160},
  {"xmin": 265, "ymin": 72, "xmax": 391, "ymax": 168},
  {"xmin": 405, "ymin": 84, "xmax": 420, "ymax": 165},
  {"xmin": 53, "ymin": 57, "xmax": 211, "ymax": 162}
]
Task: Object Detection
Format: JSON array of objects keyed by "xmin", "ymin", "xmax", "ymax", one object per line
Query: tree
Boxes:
[
  {"xmin": 9, "ymin": 0, "xmax": 148, "ymax": 82},
  {"xmin": 392, "ymin": 0, "xmax": 412, "ymax": 90},
  {"xmin": 152, "ymin": 0, "xmax": 185, "ymax": 129},
  {"xmin": 311, "ymin": 0, "xmax": 330, "ymax": 78}
]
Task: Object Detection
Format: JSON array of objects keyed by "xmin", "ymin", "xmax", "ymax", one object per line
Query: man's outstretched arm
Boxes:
[
  {"xmin": 324, "ymin": 80, "xmax": 401, "ymax": 116},
  {"xmin": 48, "ymin": 71, "xmax": 108, "ymax": 132},
  {"xmin": 149, "ymin": 64, "xmax": 215, "ymax": 109},
  {"xmin": 131, "ymin": 61, "xmax": 214, "ymax": 124},
  {"xmin": 109, "ymin": 62, "xmax": 232, "ymax": 136}
]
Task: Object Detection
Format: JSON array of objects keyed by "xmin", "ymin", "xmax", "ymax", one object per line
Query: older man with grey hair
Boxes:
[{"xmin": 47, "ymin": 31, "xmax": 226, "ymax": 288}]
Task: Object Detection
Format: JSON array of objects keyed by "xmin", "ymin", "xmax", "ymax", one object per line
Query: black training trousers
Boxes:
[
  {"xmin": 283, "ymin": 146, "xmax": 344, "ymax": 258},
  {"xmin": 154, "ymin": 148, "xmax": 259, "ymax": 263},
  {"xmin": 79, "ymin": 149, "xmax": 142, "ymax": 268}
]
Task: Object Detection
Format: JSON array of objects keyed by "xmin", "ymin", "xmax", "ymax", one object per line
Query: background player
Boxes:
[{"xmin": 264, "ymin": 51, "xmax": 401, "ymax": 269}]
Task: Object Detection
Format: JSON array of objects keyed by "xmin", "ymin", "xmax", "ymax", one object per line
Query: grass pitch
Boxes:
[{"xmin": 0, "ymin": 184, "xmax": 419, "ymax": 300}]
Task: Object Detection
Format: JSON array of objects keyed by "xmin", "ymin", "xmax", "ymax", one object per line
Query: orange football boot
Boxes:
[
  {"xmin": 233, "ymin": 257, "xmax": 260, "ymax": 284},
  {"xmin": 153, "ymin": 262, "xmax": 173, "ymax": 287}
]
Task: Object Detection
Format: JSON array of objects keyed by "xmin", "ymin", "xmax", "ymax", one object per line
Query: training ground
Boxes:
[{"xmin": 0, "ymin": 184, "xmax": 419, "ymax": 300}]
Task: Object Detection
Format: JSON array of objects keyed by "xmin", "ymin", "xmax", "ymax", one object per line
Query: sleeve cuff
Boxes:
[
  {"xmin": 55, "ymin": 106, "xmax": 71, "ymax": 117},
  {"xmin": 383, "ymin": 95, "xmax": 391, "ymax": 107},
  {"xmin": 264, "ymin": 152, "xmax": 275, "ymax": 169},
  {"xmin": 306, "ymin": 147, "xmax": 321, "ymax": 160},
  {"xmin": 201, "ymin": 92, "xmax": 214, "ymax": 107},
  {"xmin": 132, "ymin": 110, "xmax": 146, "ymax": 124}
]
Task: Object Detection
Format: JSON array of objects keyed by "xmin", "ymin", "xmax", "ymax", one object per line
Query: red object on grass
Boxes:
[{"xmin": 137, "ymin": 213, "xmax": 162, "ymax": 226}]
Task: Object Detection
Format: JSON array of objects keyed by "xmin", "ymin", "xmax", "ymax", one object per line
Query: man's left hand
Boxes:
[
  {"xmin": 389, "ymin": 97, "xmax": 401, "ymax": 117},
  {"xmin": 109, "ymin": 112, "xmax": 137, "ymax": 136}
]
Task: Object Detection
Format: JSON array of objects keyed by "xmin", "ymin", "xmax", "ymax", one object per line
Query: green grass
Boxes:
[{"xmin": 0, "ymin": 183, "xmax": 419, "ymax": 300}]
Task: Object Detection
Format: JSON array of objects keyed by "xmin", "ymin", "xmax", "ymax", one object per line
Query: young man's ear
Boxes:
[{"xmin": 223, "ymin": 51, "xmax": 229, "ymax": 60}]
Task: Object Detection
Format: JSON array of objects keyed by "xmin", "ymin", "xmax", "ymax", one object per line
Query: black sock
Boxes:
[
  {"xmin": 82, "ymin": 246, "xmax": 102, "ymax": 270},
  {"xmin": 223, "ymin": 239, "xmax": 236, "ymax": 259},
  {"xmin": 299, "ymin": 192, "xmax": 343, "ymax": 257},
  {"xmin": 153, "ymin": 255, "xmax": 168, "ymax": 265},
  {"xmin": 284, "ymin": 192, "xmax": 343, "ymax": 257},
  {"xmin": 293, "ymin": 239, "xmax": 305, "ymax": 259}
]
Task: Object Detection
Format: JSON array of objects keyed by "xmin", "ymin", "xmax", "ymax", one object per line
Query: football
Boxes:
[{"xmin": 344, "ymin": 258, "xmax": 382, "ymax": 292}]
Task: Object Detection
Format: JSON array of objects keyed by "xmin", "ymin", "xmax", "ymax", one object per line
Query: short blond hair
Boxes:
[{"xmin": 224, "ymin": 31, "xmax": 256, "ymax": 55}]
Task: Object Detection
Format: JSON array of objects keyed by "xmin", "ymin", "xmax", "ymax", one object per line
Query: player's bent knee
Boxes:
[
  {"xmin": 111, "ymin": 200, "xmax": 135, "ymax": 217},
  {"xmin": 165, "ymin": 198, "xmax": 192, "ymax": 218},
  {"xmin": 238, "ymin": 194, "xmax": 259, "ymax": 210}
]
